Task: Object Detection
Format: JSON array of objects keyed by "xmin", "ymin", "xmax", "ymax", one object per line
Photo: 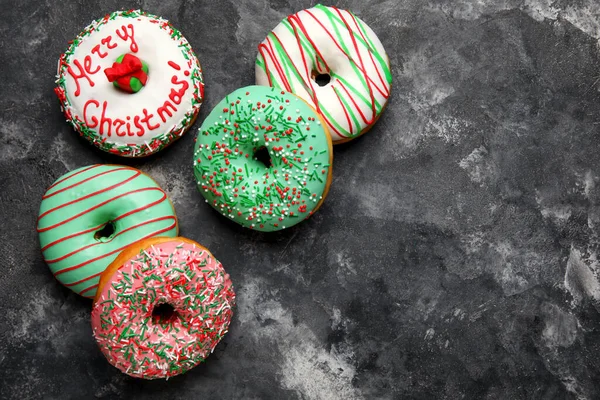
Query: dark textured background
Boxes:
[{"xmin": 2, "ymin": 0, "xmax": 600, "ymax": 398}]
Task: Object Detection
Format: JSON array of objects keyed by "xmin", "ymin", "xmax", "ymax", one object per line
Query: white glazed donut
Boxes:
[
  {"xmin": 55, "ymin": 10, "xmax": 204, "ymax": 157},
  {"xmin": 255, "ymin": 4, "xmax": 392, "ymax": 144}
]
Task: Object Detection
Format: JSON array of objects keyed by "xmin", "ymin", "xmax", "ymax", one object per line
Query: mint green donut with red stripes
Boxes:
[{"xmin": 37, "ymin": 165, "xmax": 178, "ymax": 298}]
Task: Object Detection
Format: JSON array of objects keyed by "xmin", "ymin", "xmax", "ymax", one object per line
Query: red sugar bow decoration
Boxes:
[{"xmin": 104, "ymin": 54, "xmax": 148, "ymax": 93}]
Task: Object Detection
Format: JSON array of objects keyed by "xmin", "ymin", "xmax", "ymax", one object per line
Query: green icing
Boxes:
[
  {"xmin": 37, "ymin": 165, "xmax": 178, "ymax": 298},
  {"xmin": 128, "ymin": 76, "xmax": 143, "ymax": 93},
  {"xmin": 193, "ymin": 86, "xmax": 332, "ymax": 232}
]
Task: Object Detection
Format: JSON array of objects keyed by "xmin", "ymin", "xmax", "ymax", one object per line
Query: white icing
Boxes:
[
  {"xmin": 255, "ymin": 5, "xmax": 392, "ymax": 142},
  {"xmin": 62, "ymin": 15, "xmax": 200, "ymax": 153}
]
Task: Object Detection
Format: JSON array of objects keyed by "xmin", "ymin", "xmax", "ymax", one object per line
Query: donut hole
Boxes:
[
  {"xmin": 312, "ymin": 71, "xmax": 331, "ymax": 87},
  {"xmin": 94, "ymin": 221, "xmax": 116, "ymax": 242},
  {"xmin": 254, "ymin": 146, "xmax": 272, "ymax": 168},
  {"xmin": 152, "ymin": 303, "xmax": 178, "ymax": 324}
]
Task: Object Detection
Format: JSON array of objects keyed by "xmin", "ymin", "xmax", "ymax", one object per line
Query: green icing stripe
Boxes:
[
  {"xmin": 266, "ymin": 33, "xmax": 350, "ymax": 136},
  {"xmin": 281, "ymin": 20, "xmax": 321, "ymax": 71},
  {"xmin": 37, "ymin": 165, "xmax": 178, "ymax": 298},
  {"xmin": 334, "ymin": 72, "xmax": 383, "ymax": 112},
  {"xmin": 316, "ymin": 4, "xmax": 392, "ymax": 81},
  {"xmin": 333, "ymin": 85, "xmax": 361, "ymax": 133},
  {"xmin": 193, "ymin": 86, "xmax": 332, "ymax": 232},
  {"xmin": 318, "ymin": 10, "xmax": 371, "ymax": 110}
]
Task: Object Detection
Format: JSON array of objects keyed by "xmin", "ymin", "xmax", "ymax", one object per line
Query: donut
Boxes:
[
  {"xmin": 255, "ymin": 4, "xmax": 392, "ymax": 143},
  {"xmin": 54, "ymin": 10, "xmax": 204, "ymax": 157},
  {"xmin": 91, "ymin": 237, "xmax": 235, "ymax": 379},
  {"xmin": 193, "ymin": 85, "xmax": 333, "ymax": 232},
  {"xmin": 37, "ymin": 165, "xmax": 178, "ymax": 298}
]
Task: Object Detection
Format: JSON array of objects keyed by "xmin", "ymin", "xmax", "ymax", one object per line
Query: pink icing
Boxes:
[{"xmin": 91, "ymin": 240, "xmax": 235, "ymax": 379}]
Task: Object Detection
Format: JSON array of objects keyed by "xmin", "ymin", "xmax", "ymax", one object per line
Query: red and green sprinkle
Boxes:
[
  {"xmin": 91, "ymin": 240, "xmax": 235, "ymax": 379},
  {"xmin": 193, "ymin": 86, "xmax": 332, "ymax": 232}
]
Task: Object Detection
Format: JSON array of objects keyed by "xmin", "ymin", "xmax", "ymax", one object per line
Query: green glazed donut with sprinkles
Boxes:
[
  {"xmin": 55, "ymin": 10, "xmax": 204, "ymax": 157},
  {"xmin": 194, "ymin": 86, "xmax": 333, "ymax": 232}
]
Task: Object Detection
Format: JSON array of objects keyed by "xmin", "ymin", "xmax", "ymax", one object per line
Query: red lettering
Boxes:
[
  {"xmin": 125, "ymin": 118, "xmax": 134, "ymax": 136},
  {"xmin": 157, "ymin": 100, "xmax": 177, "ymax": 123},
  {"xmin": 101, "ymin": 35, "xmax": 117, "ymax": 49},
  {"xmin": 133, "ymin": 115, "xmax": 145, "ymax": 136},
  {"xmin": 113, "ymin": 118, "xmax": 127, "ymax": 136},
  {"xmin": 67, "ymin": 59, "xmax": 97, "ymax": 97},
  {"xmin": 168, "ymin": 88, "xmax": 183, "ymax": 105},
  {"xmin": 116, "ymin": 24, "xmax": 138, "ymax": 53},
  {"xmin": 91, "ymin": 44, "xmax": 108, "ymax": 59},
  {"xmin": 168, "ymin": 61, "xmax": 180, "ymax": 70},
  {"xmin": 140, "ymin": 109, "xmax": 159, "ymax": 130},
  {"xmin": 171, "ymin": 75, "xmax": 188, "ymax": 88},
  {"xmin": 83, "ymin": 55, "xmax": 100, "ymax": 74},
  {"xmin": 83, "ymin": 100, "xmax": 100, "ymax": 128},
  {"xmin": 99, "ymin": 101, "xmax": 112, "ymax": 136},
  {"xmin": 168, "ymin": 75, "xmax": 189, "ymax": 105}
]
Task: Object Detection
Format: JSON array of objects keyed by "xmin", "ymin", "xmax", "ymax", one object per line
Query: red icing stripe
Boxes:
[
  {"xmin": 259, "ymin": 35, "xmax": 292, "ymax": 92},
  {"xmin": 333, "ymin": 87, "xmax": 353, "ymax": 136},
  {"xmin": 80, "ymin": 283, "xmax": 100, "ymax": 297},
  {"xmin": 303, "ymin": 9, "xmax": 390, "ymax": 98},
  {"xmin": 333, "ymin": 7, "xmax": 376, "ymax": 124},
  {"xmin": 43, "ymin": 167, "xmax": 133, "ymax": 199},
  {"xmin": 58, "ymin": 218, "xmax": 177, "ymax": 279},
  {"xmin": 348, "ymin": 11, "xmax": 389, "ymax": 97},
  {"xmin": 73, "ymin": 273, "xmax": 103, "ymax": 290},
  {"xmin": 41, "ymin": 191, "xmax": 168, "ymax": 252},
  {"xmin": 41, "ymin": 223, "xmax": 105, "ymax": 252},
  {"xmin": 339, "ymin": 80, "xmax": 374, "ymax": 124},
  {"xmin": 37, "ymin": 187, "xmax": 159, "ymax": 233},
  {"xmin": 47, "ymin": 165, "xmax": 101, "ymax": 191},
  {"xmin": 46, "ymin": 215, "xmax": 175, "ymax": 264}
]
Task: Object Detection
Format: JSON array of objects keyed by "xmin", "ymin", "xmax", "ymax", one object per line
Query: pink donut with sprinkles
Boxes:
[{"xmin": 91, "ymin": 237, "xmax": 235, "ymax": 379}]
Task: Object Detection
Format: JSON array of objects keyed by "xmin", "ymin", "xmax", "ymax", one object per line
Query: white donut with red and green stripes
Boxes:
[{"xmin": 255, "ymin": 4, "xmax": 392, "ymax": 143}]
